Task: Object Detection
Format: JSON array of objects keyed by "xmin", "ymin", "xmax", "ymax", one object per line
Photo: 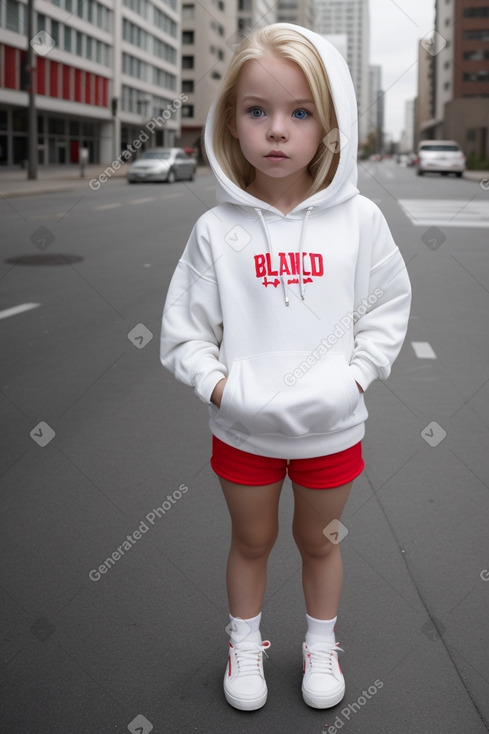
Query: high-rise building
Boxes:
[
  {"xmin": 368, "ymin": 64, "xmax": 383, "ymax": 150},
  {"xmin": 399, "ymin": 99, "xmax": 415, "ymax": 153},
  {"xmin": 180, "ymin": 0, "xmax": 282, "ymax": 154},
  {"xmin": 420, "ymin": 0, "xmax": 489, "ymax": 162},
  {"xmin": 314, "ymin": 0, "xmax": 370, "ymax": 146},
  {"xmin": 416, "ymin": 38, "xmax": 435, "ymax": 148},
  {"xmin": 179, "ymin": 0, "xmax": 234, "ymax": 153},
  {"xmin": 237, "ymin": 0, "xmax": 278, "ymax": 36},
  {"xmin": 276, "ymin": 0, "xmax": 315, "ymax": 28},
  {"xmin": 0, "ymin": 0, "xmax": 181, "ymax": 167}
]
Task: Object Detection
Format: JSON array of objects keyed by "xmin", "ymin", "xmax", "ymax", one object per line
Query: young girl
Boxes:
[{"xmin": 161, "ymin": 23, "xmax": 411, "ymax": 712}]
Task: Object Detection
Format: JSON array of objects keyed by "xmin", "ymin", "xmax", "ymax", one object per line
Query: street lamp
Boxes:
[{"xmin": 26, "ymin": 0, "xmax": 37, "ymax": 179}]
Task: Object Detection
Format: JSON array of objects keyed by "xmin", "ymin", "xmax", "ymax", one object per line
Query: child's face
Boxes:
[{"xmin": 228, "ymin": 53, "xmax": 325, "ymax": 190}]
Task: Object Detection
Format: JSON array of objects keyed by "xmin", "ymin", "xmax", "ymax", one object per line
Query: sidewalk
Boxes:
[
  {"xmin": 1, "ymin": 164, "xmax": 487, "ymax": 199},
  {"xmin": 0, "ymin": 163, "xmax": 128, "ymax": 199}
]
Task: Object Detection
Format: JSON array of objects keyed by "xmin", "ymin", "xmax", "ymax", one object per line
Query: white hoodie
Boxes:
[{"xmin": 161, "ymin": 23, "xmax": 411, "ymax": 459}]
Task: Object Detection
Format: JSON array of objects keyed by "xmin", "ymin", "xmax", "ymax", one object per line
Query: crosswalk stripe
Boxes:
[
  {"xmin": 398, "ymin": 199, "xmax": 489, "ymax": 228},
  {"xmin": 94, "ymin": 203, "xmax": 122, "ymax": 210}
]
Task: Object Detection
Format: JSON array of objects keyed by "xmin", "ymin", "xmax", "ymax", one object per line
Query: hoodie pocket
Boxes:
[{"xmin": 219, "ymin": 351, "xmax": 360, "ymax": 438}]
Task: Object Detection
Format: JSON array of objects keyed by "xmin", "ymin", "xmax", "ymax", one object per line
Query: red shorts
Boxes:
[{"xmin": 211, "ymin": 436, "xmax": 364, "ymax": 489}]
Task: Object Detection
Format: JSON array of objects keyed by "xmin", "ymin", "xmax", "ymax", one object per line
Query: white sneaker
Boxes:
[
  {"xmin": 223, "ymin": 640, "xmax": 271, "ymax": 710},
  {"xmin": 302, "ymin": 642, "xmax": 345, "ymax": 708}
]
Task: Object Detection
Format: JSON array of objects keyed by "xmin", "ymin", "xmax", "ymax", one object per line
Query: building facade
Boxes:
[
  {"xmin": 0, "ymin": 0, "xmax": 181, "ymax": 166},
  {"xmin": 180, "ymin": 0, "xmax": 284, "ymax": 154},
  {"xmin": 314, "ymin": 0, "xmax": 370, "ymax": 146},
  {"xmin": 416, "ymin": 38, "xmax": 435, "ymax": 147},
  {"xmin": 276, "ymin": 0, "xmax": 314, "ymax": 27},
  {"xmin": 368, "ymin": 64, "xmax": 383, "ymax": 151},
  {"xmin": 420, "ymin": 0, "xmax": 489, "ymax": 162},
  {"xmin": 179, "ymin": 0, "xmax": 233, "ymax": 152}
]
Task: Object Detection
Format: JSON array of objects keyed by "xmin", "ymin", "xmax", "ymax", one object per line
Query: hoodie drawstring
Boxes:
[
  {"xmin": 255, "ymin": 206, "xmax": 314, "ymax": 306},
  {"xmin": 299, "ymin": 207, "xmax": 314, "ymax": 300}
]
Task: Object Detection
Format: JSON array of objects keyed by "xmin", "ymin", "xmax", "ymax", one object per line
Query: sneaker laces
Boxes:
[
  {"xmin": 234, "ymin": 641, "xmax": 270, "ymax": 677},
  {"xmin": 306, "ymin": 643, "xmax": 343, "ymax": 674}
]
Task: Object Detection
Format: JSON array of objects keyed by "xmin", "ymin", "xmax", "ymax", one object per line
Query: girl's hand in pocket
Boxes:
[{"xmin": 211, "ymin": 378, "xmax": 228, "ymax": 408}]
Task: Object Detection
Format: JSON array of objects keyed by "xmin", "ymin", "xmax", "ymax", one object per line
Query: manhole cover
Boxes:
[{"xmin": 5, "ymin": 254, "xmax": 84, "ymax": 266}]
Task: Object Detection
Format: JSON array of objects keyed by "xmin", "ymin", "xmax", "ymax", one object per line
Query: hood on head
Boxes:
[{"xmin": 204, "ymin": 23, "xmax": 359, "ymax": 216}]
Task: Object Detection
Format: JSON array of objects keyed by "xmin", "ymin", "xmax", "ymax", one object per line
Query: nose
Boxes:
[{"xmin": 267, "ymin": 114, "xmax": 288, "ymax": 141}]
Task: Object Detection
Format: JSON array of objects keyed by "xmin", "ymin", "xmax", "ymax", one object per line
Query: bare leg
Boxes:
[
  {"xmin": 292, "ymin": 481, "xmax": 353, "ymax": 619},
  {"xmin": 219, "ymin": 477, "xmax": 284, "ymax": 619}
]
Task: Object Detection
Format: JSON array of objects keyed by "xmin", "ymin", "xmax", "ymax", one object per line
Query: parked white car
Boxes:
[
  {"xmin": 127, "ymin": 148, "xmax": 196, "ymax": 183},
  {"xmin": 416, "ymin": 140, "xmax": 466, "ymax": 177}
]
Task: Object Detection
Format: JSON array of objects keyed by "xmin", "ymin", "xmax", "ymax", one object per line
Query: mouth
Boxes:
[{"xmin": 265, "ymin": 150, "xmax": 289, "ymax": 161}]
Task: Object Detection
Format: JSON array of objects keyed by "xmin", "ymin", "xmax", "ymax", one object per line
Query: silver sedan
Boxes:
[{"xmin": 127, "ymin": 148, "xmax": 197, "ymax": 183}]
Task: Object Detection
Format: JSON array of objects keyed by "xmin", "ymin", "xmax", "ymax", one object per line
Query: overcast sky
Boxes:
[{"xmin": 369, "ymin": 0, "xmax": 436, "ymax": 141}]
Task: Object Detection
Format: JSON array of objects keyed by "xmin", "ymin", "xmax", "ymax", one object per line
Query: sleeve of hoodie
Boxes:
[
  {"xmin": 349, "ymin": 199, "xmax": 412, "ymax": 391},
  {"xmin": 160, "ymin": 216, "xmax": 227, "ymax": 404}
]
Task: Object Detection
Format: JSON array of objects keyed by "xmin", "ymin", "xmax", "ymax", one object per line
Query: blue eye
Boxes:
[
  {"xmin": 293, "ymin": 108, "xmax": 310, "ymax": 119},
  {"xmin": 248, "ymin": 107, "xmax": 265, "ymax": 118}
]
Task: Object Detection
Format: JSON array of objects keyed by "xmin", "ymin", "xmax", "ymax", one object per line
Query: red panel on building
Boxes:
[
  {"xmin": 95, "ymin": 76, "xmax": 102, "ymax": 106},
  {"xmin": 102, "ymin": 77, "xmax": 108, "ymax": 107},
  {"xmin": 37, "ymin": 56, "xmax": 46, "ymax": 95},
  {"xmin": 63, "ymin": 65, "xmax": 71, "ymax": 100},
  {"xmin": 85, "ymin": 72, "xmax": 92, "ymax": 105},
  {"xmin": 4, "ymin": 45, "xmax": 17, "ymax": 89},
  {"xmin": 70, "ymin": 140, "xmax": 79, "ymax": 163},
  {"xmin": 74, "ymin": 68, "xmax": 82, "ymax": 102},
  {"xmin": 50, "ymin": 60, "xmax": 59, "ymax": 97}
]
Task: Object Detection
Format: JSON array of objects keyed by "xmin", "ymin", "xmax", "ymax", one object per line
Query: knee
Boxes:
[
  {"xmin": 293, "ymin": 529, "xmax": 339, "ymax": 561},
  {"xmin": 233, "ymin": 526, "xmax": 278, "ymax": 561}
]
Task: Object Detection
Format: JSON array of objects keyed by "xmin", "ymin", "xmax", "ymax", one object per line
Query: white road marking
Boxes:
[
  {"xmin": 94, "ymin": 203, "xmax": 122, "ymax": 210},
  {"xmin": 398, "ymin": 199, "xmax": 489, "ymax": 228},
  {"xmin": 129, "ymin": 197, "xmax": 156, "ymax": 204},
  {"xmin": 411, "ymin": 341, "xmax": 437, "ymax": 359},
  {"xmin": 0, "ymin": 302, "xmax": 41, "ymax": 320},
  {"xmin": 161, "ymin": 192, "xmax": 184, "ymax": 199}
]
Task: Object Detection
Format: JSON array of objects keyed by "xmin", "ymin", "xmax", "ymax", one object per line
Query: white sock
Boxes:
[
  {"xmin": 228, "ymin": 612, "xmax": 262, "ymax": 644},
  {"xmin": 305, "ymin": 614, "xmax": 337, "ymax": 647}
]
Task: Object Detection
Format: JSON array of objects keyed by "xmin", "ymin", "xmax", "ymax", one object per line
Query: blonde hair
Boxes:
[{"xmin": 210, "ymin": 25, "xmax": 340, "ymax": 197}]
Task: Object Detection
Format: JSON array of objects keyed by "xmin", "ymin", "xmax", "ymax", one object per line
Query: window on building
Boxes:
[
  {"xmin": 182, "ymin": 55, "xmax": 194, "ymax": 68},
  {"xmin": 7, "ymin": 0, "xmax": 20, "ymax": 32},
  {"xmin": 37, "ymin": 13, "xmax": 46, "ymax": 33},
  {"xmin": 182, "ymin": 31, "xmax": 194, "ymax": 44},
  {"xmin": 181, "ymin": 105, "xmax": 194, "ymax": 117},
  {"xmin": 464, "ymin": 70, "xmax": 489, "ymax": 82},
  {"xmin": 76, "ymin": 30, "xmax": 83, "ymax": 55},
  {"xmin": 64, "ymin": 27, "xmax": 72, "ymax": 52},
  {"xmin": 182, "ymin": 80, "xmax": 194, "ymax": 93},
  {"xmin": 464, "ymin": 49, "xmax": 489, "ymax": 60},
  {"xmin": 464, "ymin": 29, "xmax": 489, "ymax": 41},
  {"xmin": 51, "ymin": 20, "xmax": 60, "ymax": 45},
  {"xmin": 463, "ymin": 7, "xmax": 489, "ymax": 17},
  {"xmin": 182, "ymin": 4, "xmax": 194, "ymax": 19}
]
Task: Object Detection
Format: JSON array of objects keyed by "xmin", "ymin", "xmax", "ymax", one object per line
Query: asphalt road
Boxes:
[{"xmin": 1, "ymin": 161, "xmax": 488, "ymax": 733}]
